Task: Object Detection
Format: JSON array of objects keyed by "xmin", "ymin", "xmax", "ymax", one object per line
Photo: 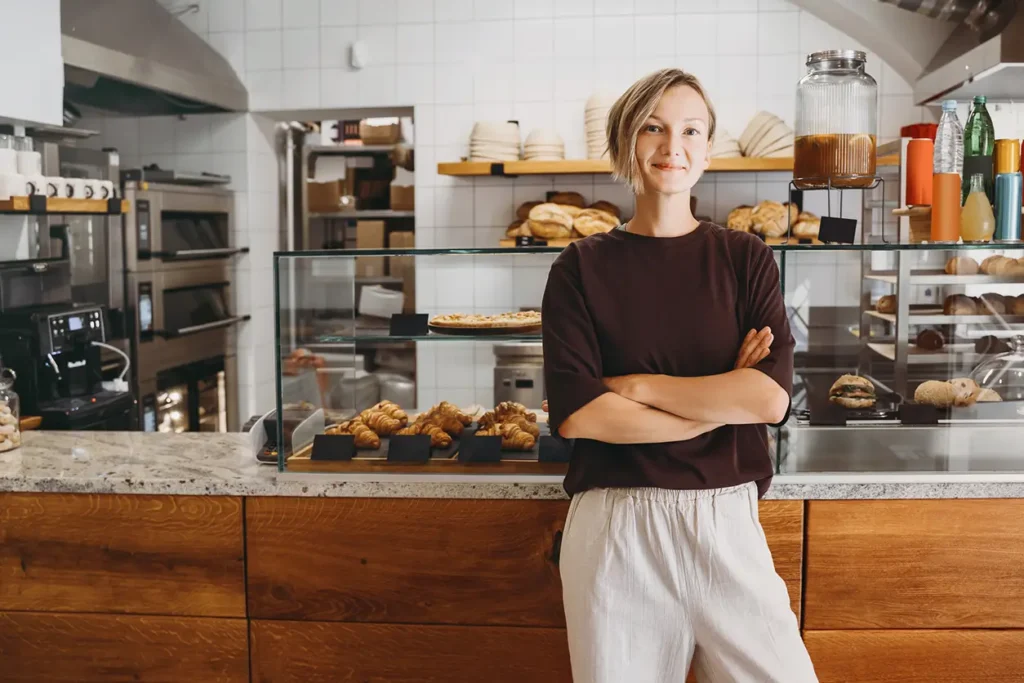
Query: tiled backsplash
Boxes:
[{"xmin": 82, "ymin": 0, "xmax": 1024, "ymax": 413}]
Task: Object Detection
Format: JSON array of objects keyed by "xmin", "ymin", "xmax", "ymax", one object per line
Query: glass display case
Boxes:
[{"xmin": 273, "ymin": 241, "xmax": 1024, "ymax": 476}]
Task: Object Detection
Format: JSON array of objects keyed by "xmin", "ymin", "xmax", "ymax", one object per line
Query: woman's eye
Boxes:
[
  {"xmin": 645, "ymin": 124, "xmax": 662, "ymax": 133},
  {"xmin": 684, "ymin": 128, "xmax": 699, "ymax": 136}
]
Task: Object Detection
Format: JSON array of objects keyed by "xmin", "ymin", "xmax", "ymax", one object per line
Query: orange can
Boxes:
[
  {"xmin": 931, "ymin": 173, "xmax": 961, "ymax": 242},
  {"xmin": 994, "ymin": 139, "xmax": 1021, "ymax": 175},
  {"xmin": 906, "ymin": 138, "xmax": 933, "ymax": 205}
]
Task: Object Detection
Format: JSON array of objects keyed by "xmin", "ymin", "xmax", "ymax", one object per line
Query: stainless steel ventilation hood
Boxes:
[
  {"xmin": 61, "ymin": 0, "xmax": 248, "ymax": 116},
  {"xmin": 792, "ymin": 0, "xmax": 1024, "ymax": 105}
]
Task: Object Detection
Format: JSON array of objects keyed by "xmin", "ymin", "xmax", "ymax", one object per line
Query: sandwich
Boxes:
[{"xmin": 829, "ymin": 374, "xmax": 877, "ymax": 409}]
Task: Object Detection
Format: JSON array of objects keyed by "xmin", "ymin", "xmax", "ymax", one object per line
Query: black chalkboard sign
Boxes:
[
  {"xmin": 459, "ymin": 435, "xmax": 502, "ymax": 463},
  {"xmin": 310, "ymin": 434, "xmax": 355, "ymax": 461},
  {"xmin": 818, "ymin": 216, "xmax": 857, "ymax": 244},
  {"xmin": 389, "ymin": 313, "xmax": 428, "ymax": 336},
  {"xmin": 899, "ymin": 403, "xmax": 939, "ymax": 425},
  {"xmin": 387, "ymin": 434, "xmax": 431, "ymax": 462}
]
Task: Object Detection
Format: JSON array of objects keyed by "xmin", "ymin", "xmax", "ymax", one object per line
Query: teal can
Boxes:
[{"xmin": 995, "ymin": 172, "xmax": 1023, "ymax": 242}]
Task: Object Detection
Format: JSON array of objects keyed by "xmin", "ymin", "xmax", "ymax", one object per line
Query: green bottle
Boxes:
[{"xmin": 962, "ymin": 95, "xmax": 995, "ymax": 204}]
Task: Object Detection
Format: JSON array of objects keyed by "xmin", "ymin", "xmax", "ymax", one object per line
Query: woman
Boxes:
[{"xmin": 542, "ymin": 68, "xmax": 818, "ymax": 682}]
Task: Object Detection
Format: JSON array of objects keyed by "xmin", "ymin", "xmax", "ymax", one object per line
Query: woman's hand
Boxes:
[{"xmin": 734, "ymin": 327, "xmax": 773, "ymax": 370}]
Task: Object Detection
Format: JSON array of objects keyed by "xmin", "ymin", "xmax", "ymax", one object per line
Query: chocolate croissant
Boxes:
[{"xmin": 397, "ymin": 421, "xmax": 453, "ymax": 448}]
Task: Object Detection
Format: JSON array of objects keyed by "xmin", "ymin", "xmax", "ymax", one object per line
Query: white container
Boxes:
[
  {"xmin": 15, "ymin": 138, "xmax": 41, "ymax": 176},
  {"xmin": 357, "ymin": 285, "xmax": 404, "ymax": 319},
  {"xmin": 0, "ymin": 135, "xmax": 17, "ymax": 175},
  {"xmin": 0, "ymin": 173, "xmax": 27, "ymax": 200}
]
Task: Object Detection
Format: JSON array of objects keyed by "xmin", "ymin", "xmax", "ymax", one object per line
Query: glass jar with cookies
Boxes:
[{"xmin": 0, "ymin": 367, "xmax": 20, "ymax": 452}]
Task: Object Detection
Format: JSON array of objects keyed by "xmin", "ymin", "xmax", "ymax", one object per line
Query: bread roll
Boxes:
[
  {"xmin": 588, "ymin": 200, "xmax": 621, "ymax": 218},
  {"xmin": 1013, "ymin": 294, "xmax": 1024, "ymax": 315},
  {"xmin": 943, "ymin": 294, "xmax": 978, "ymax": 315},
  {"xmin": 977, "ymin": 293, "xmax": 1006, "ymax": 314},
  {"xmin": 914, "ymin": 380, "xmax": 956, "ymax": 408},
  {"xmin": 1006, "ymin": 261, "xmax": 1024, "ymax": 276},
  {"xmin": 915, "ymin": 328, "xmax": 945, "ymax": 350},
  {"xmin": 949, "ymin": 377, "xmax": 979, "ymax": 407},
  {"xmin": 549, "ymin": 191, "xmax": 585, "ymax": 208},
  {"xmin": 981, "ymin": 255, "xmax": 1011, "ymax": 274},
  {"xmin": 875, "ymin": 294, "xmax": 897, "ymax": 314},
  {"xmin": 975, "ymin": 335, "xmax": 1011, "ymax": 354},
  {"xmin": 750, "ymin": 201, "xmax": 798, "ymax": 238},
  {"xmin": 993, "ymin": 256, "xmax": 1019, "ymax": 274},
  {"xmin": 506, "ymin": 220, "xmax": 528, "ymax": 237},
  {"xmin": 526, "ymin": 219, "xmax": 572, "ymax": 240},
  {"xmin": 516, "ymin": 201, "xmax": 541, "ymax": 221},
  {"xmin": 527, "ymin": 203, "xmax": 573, "ymax": 230},
  {"xmin": 792, "ymin": 211, "xmax": 820, "ymax": 239},
  {"xmin": 945, "ymin": 256, "xmax": 979, "ymax": 275},
  {"xmin": 557, "ymin": 204, "xmax": 583, "ymax": 218},
  {"xmin": 726, "ymin": 205, "xmax": 753, "ymax": 232},
  {"xmin": 573, "ymin": 208, "xmax": 618, "ymax": 236}
]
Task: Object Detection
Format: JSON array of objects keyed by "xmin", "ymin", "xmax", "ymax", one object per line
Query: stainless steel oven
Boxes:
[
  {"xmin": 123, "ymin": 182, "xmax": 245, "ymax": 273},
  {"xmin": 123, "ymin": 181, "xmax": 245, "ymax": 432}
]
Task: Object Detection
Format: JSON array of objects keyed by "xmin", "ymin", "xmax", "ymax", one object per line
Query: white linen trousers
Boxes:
[{"xmin": 559, "ymin": 483, "xmax": 818, "ymax": 682}]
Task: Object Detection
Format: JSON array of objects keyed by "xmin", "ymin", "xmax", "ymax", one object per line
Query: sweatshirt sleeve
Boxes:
[
  {"xmin": 745, "ymin": 242, "xmax": 795, "ymax": 425},
  {"xmin": 542, "ymin": 245, "xmax": 611, "ymax": 435}
]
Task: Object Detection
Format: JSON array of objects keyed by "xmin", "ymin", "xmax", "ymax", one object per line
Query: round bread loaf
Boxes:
[
  {"xmin": 549, "ymin": 191, "xmax": 585, "ymax": 208},
  {"xmin": 516, "ymin": 201, "xmax": 542, "ymax": 221},
  {"xmin": 588, "ymin": 200, "xmax": 621, "ymax": 218},
  {"xmin": 943, "ymin": 294, "xmax": 978, "ymax": 315},
  {"xmin": 977, "ymin": 293, "xmax": 1006, "ymax": 314},
  {"xmin": 945, "ymin": 256, "xmax": 979, "ymax": 275},
  {"xmin": 557, "ymin": 204, "xmax": 583, "ymax": 218},
  {"xmin": 993, "ymin": 256, "xmax": 1020, "ymax": 274},
  {"xmin": 750, "ymin": 200, "xmax": 799, "ymax": 238},
  {"xmin": 573, "ymin": 208, "xmax": 619, "ymax": 236},
  {"xmin": 1013, "ymin": 295, "xmax": 1024, "ymax": 315},
  {"xmin": 527, "ymin": 203, "xmax": 574, "ymax": 230},
  {"xmin": 915, "ymin": 328, "xmax": 945, "ymax": 350},
  {"xmin": 726, "ymin": 205, "xmax": 753, "ymax": 232},
  {"xmin": 506, "ymin": 220, "xmax": 529, "ymax": 237},
  {"xmin": 975, "ymin": 335, "xmax": 1011, "ymax": 354},
  {"xmin": 1007, "ymin": 261, "xmax": 1024, "ymax": 276},
  {"xmin": 792, "ymin": 211, "xmax": 820, "ymax": 239},
  {"xmin": 975, "ymin": 387, "xmax": 1003, "ymax": 402},
  {"xmin": 949, "ymin": 377, "xmax": 979, "ymax": 406},
  {"xmin": 980, "ymin": 255, "xmax": 1011, "ymax": 274},
  {"xmin": 875, "ymin": 294, "xmax": 897, "ymax": 314},
  {"xmin": 914, "ymin": 380, "xmax": 956, "ymax": 408},
  {"xmin": 526, "ymin": 219, "xmax": 572, "ymax": 240}
]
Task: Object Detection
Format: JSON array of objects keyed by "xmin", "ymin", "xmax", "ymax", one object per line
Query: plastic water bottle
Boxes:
[{"xmin": 933, "ymin": 99, "xmax": 964, "ymax": 176}]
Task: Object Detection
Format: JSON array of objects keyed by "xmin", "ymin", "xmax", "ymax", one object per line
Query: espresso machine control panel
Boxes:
[{"xmin": 45, "ymin": 307, "xmax": 106, "ymax": 354}]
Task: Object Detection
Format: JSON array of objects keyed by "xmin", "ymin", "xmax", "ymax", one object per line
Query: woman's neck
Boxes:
[{"xmin": 626, "ymin": 190, "xmax": 701, "ymax": 238}]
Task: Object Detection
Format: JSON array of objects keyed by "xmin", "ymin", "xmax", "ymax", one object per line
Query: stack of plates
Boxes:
[
  {"xmin": 469, "ymin": 121, "xmax": 521, "ymax": 162},
  {"xmin": 738, "ymin": 112, "xmax": 794, "ymax": 158},
  {"xmin": 523, "ymin": 128, "xmax": 565, "ymax": 161},
  {"xmin": 711, "ymin": 130, "xmax": 742, "ymax": 159},
  {"xmin": 586, "ymin": 92, "xmax": 616, "ymax": 160}
]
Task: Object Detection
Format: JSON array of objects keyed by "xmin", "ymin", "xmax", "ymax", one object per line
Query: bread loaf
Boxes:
[
  {"xmin": 945, "ymin": 256, "xmax": 979, "ymax": 275},
  {"xmin": 943, "ymin": 294, "xmax": 978, "ymax": 315},
  {"xmin": 573, "ymin": 208, "xmax": 618, "ymax": 236},
  {"xmin": 791, "ymin": 211, "xmax": 820, "ymax": 239},
  {"xmin": 915, "ymin": 328, "xmax": 944, "ymax": 351},
  {"xmin": 914, "ymin": 380, "xmax": 956, "ymax": 408},
  {"xmin": 516, "ymin": 201, "xmax": 542, "ymax": 221},
  {"xmin": 726, "ymin": 205, "xmax": 753, "ymax": 232},
  {"xmin": 527, "ymin": 219, "xmax": 572, "ymax": 239},
  {"xmin": 976, "ymin": 293, "xmax": 1006, "ymax": 314},
  {"xmin": 975, "ymin": 335, "xmax": 1011, "ymax": 354},
  {"xmin": 875, "ymin": 294, "xmax": 897, "ymax": 314},
  {"xmin": 1013, "ymin": 294, "xmax": 1024, "ymax": 315},
  {"xmin": 549, "ymin": 191, "xmax": 585, "ymax": 208},
  {"xmin": 506, "ymin": 220, "xmax": 529, "ymax": 237},
  {"xmin": 557, "ymin": 204, "xmax": 583, "ymax": 218},
  {"xmin": 750, "ymin": 200, "xmax": 799, "ymax": 238},
  {"xmin": 528, "ymin": 203, "xmax": 573, "ymax": 228},
  {"xmin": 981, "ymin": 255, "xmax": 1012, "ymax": 274},
  {"xmin": 949, "ymin": 377, "xmax": 979, "ymax": 407},
  {"xmin": 588, "ymin": 200, "xmax": 621, "ymax": 218}
]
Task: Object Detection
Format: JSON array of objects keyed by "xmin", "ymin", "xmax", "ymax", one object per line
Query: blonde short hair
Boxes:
[{"xmin": 606, "ymin": 68, "xmax": 717, "ymax": 194}]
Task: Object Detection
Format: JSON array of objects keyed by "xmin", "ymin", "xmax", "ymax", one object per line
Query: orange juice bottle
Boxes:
[{"xmin": 961, "ymin": 172, "xmax": 995, "ymax": 242}]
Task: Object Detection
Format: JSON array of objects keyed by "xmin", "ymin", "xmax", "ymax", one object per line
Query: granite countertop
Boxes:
[{"xmin": 3, "ymin": 431, "xmax": 1024, "ymax": 500}]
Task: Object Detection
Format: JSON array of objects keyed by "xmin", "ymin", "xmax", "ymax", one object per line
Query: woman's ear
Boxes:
[{"xmin": 702, "ymin": 135, "xmax": 713, "ymax": 169}]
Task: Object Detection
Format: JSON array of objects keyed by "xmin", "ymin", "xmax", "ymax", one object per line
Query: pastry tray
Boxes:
[{"xmin": 426, "ymin": 322, "xmax": 542, "ymax": 336}]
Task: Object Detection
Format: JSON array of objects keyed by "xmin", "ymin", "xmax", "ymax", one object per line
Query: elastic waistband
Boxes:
[{"xmin": 592, "ymin": 482, "xmax": 755, "ymax": 503}]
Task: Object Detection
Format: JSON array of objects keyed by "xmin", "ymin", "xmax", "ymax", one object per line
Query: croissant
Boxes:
[
  {"xmin": 434, "ymin": 401, "xmax": 473, "ymax": 425},
  {"xmin": 502, "ymin": 414, "xmax": 540, "ymax": 438},
  {"xmin": 361, "ymin": 410, "xmax": 402, "ymax": 436},
  {"xmin": 361, "ymin": 400, "xmax": 408, "ymax": 427},
  {"xmin": 417, "ymin": 412, "xmax": 464, "ymax": 437},
  {"xmin": 475, "ymin": 423, "xmax": 536, "ymax": 451},
  {"xmin": 397, "ymin": 421, "xmax": 453, "ymax": 448},
  {"xmin": 326, "ymin": 419, "xmax": 381, "ymax": 449},
  {"xmin": 494, "ymin": 401, "xmax": 537, "ymax": 423}
]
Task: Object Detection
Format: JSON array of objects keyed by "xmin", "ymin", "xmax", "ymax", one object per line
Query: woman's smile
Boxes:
[{"xmin": 653, "ymin": 162, "xmax": 687, "ymax": 171}]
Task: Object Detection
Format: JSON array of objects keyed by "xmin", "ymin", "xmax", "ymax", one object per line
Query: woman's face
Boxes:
[{"xmin": 634, "ymin": 84, "xmax": 712, "ymax": 196}]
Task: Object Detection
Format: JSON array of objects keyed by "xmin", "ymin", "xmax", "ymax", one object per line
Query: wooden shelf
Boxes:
[
  {"xmin": 867, "ymin": 342, "xmax": 982, "ymax": 364},
  {"xmin": 309, "ymin": 209, "xmax": 414, "ymax": 219},
  {"xmin": 0, "ymin": 196, "xmax": 129, "ymax": 215},
  {"xmin": 867, "ymin": 269, "xmax": 1024, "ymax": 286},
  {"xmin": 866, "ymin": 308, "xmax": 1024, "ymax": 325},
  {"xmin": 439, "ymin": 154, "xmax": 900, "ymax": 177}
]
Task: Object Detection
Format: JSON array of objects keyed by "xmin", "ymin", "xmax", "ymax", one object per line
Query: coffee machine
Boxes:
[{"xmin": 0, "ymin": 261, "xmax": 134, "ymax": 429}]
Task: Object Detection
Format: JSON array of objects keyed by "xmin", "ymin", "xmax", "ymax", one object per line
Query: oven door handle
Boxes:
[
  {"xmin": 158, "ymin": 315, "xmax": 251, "ymax": 338},
  {"xmin": 154, "ymin": 247, "xmax": 250, "ymax": 260}
]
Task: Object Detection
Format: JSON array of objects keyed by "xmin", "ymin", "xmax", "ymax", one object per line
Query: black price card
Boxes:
[
  {"xmin": 899, "ymin": 403, "xmax": 939, "ymax": 425},
  {"xmin": 458, "ymin": 435, "xmax": 503, "ymax": 463},
  {"xmin": 538, "ymin": 435, "xmax": 570, "ymax": 463},
  {"xmin": 818, "ymin": 216, "xmax": 857, "ymax": 244},
  {"xmin": 389, "ymin": 313, "xmax": 428, "ymax": 336},
  {"xmin": 387, "ymin": 434, "xmax": 431, "ymax": 462},
  {"xmin": 808, "ymin": 400, "xmax": 848, "ymax": 426},
  {"xmin": 310, "ymin": 434, "xmax": 355, "ymax": 461}
]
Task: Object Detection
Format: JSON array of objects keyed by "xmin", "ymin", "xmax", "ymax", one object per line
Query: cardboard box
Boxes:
[
  {"xmin": 355, "ymin": 220, "xmax": 386, "ymax": 278},
  {"xmin": 389, "ymin": 184, "xmax": 415, "ymax": 212},
  {"xmin": 388, "ymin": 231, "xmax": 416, "ymax": 312},
  {"xmin": 307, "ymin": 180, "xmax": 342, "ymax": 212}
]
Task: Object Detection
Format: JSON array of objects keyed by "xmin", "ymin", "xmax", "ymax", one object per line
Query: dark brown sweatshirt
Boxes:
[{"xmin": 541, "ymin": 222, "xmax": 793, "ymax": 498}]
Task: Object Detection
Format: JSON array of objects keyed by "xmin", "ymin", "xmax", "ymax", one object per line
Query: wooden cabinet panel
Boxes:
[
  {"xmin": 247, "ymin": 497, "xmax": 568, "ymax": 626},
  {"xmin": 250, "ymin": 620, "xmax": 572, "ymax": 683},
  {"xmin": 0, "ymin": 611, "xmax": 248, "ymax": 683},
  {"xmin": 0, "ymin": 493, "xmax": 245, "ymax": 617},
  {"xmin": 759, "ymin": 500, "xmax": 803, "ymax": 620},
  {"xmin": 806, "ymin": 630, "xmax": 1024, "ymax": 682},
  {"xmin": 804, "ymin": 500, "xmax": 1024, "ymax": 629}
]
